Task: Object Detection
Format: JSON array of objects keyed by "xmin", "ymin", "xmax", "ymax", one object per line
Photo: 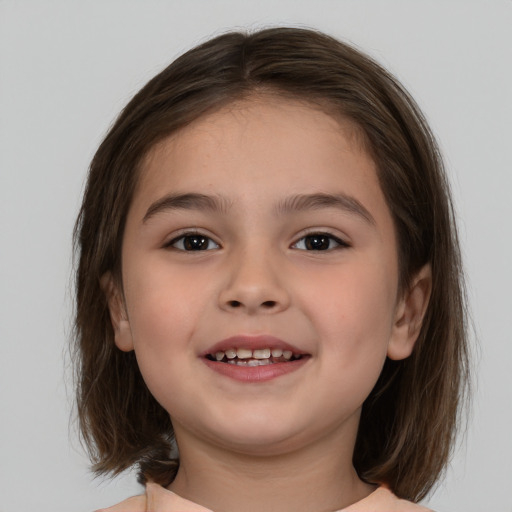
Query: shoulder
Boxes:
[
  {"xmin": 342, "ymin": 487, "xmax": 434, "ymax": 512},
  {"xmin": 94, "ymin": 482, "xmax": 213, "ymax": 512},
  {"xmin": 95, "ymin": 493, "xmax": 146, "ymax": 512}
]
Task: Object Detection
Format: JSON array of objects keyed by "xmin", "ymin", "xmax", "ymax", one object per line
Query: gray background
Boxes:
[{"xmin": 1, "ymin": 1, "xmax": 511, "ymax": 511}]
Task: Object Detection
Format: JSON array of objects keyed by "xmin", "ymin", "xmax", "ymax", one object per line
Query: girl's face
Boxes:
[{"xmin": 107, "ymin": 96, "xmax": 425, "ymax": 457}]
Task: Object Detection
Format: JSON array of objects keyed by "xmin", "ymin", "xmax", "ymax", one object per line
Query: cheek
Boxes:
[
  {"xmin": 125, "ymin": 256, "xmax": 211, "ymax": 337},
  {"xmin": 299, "ymin": 259, "xmax": 397, "ymax": 360},
  {"xmin": 307, "ymin": 266, "xmax": 396, "ymax": 410},
  {"xmin": 122, "ymin": 262, "xmax": 209, "ymax": 391}
]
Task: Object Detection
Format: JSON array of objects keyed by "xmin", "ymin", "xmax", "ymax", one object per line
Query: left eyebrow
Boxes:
[{"xmin": 275, "ymin": 193, "xmax": 375, "ymax": 225}]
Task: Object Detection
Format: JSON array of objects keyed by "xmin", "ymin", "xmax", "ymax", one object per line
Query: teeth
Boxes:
[
  {"xmin": 239, "ymin": 359, "xmax": 272, "ymax": 366},
  {"xmin": 210, "ymin": 347, "xmax": 299, "ymax": 362},
  {"xmin": 225, "ymin": 348, "xmax": 237, "ymax": 359},
  {"xmin": 253, "ymin": 348, "xmax": 271, "ymax": 359},
  {"xmin": 236, "ymin": 348, "xmax": 253, "ymax": 359}
]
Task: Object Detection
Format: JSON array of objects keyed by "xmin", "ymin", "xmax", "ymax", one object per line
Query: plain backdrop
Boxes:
[{"xmin": 1, "ymin": 1, "xmax": 511, "ymax": 511}]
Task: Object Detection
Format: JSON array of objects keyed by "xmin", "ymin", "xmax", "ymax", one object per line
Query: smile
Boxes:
[
  {"xmin": 205, "ymin": 347, "xmax": 303, "ymax": 366},
  {"xmin": 202, "ymin": 335, "xmax": 310, "ymax": 382}
]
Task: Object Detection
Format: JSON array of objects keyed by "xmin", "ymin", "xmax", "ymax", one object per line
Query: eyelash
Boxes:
[
  {"xmin": 292, "ymin": 232, "xmax": 349, "ymax": 251},
  {"xmin": 166, "ymin": 231, "xmax": 349, "ymax": 252},
  {"xmin": 166, "ymin": 232, "xmax": 220, "ymax": 251}
]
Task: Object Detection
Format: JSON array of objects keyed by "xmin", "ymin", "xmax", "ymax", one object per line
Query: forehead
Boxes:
[{"xmin": 137, "ymin": 96, "xmax": 375, "ymax": 199}]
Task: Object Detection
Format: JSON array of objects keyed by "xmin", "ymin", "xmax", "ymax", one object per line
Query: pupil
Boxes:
[
  {"xmin": 184, "ymin": 236, "xmax": 208, "ymax": 250},
  {"xmin": 306, "ymin": 235, "xmax": 329, "ymax": 250}
]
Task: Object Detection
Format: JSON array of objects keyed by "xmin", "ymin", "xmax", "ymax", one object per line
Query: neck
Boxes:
[{"xmin": 169, "ymin": 421, "xmax": 376, "ymax": 512}]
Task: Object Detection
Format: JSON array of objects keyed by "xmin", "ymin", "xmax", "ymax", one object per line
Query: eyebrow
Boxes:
[
  {"xmin": 143, "ymin": 193, "xmax": 232, "ymax": 222},
  {"xmin": 142, "ymin": 191, "xmax": 375, "ymax": 225},
  {"xmin": 275, "ymin": 193, "xmax": 375, "ymax": 225}
]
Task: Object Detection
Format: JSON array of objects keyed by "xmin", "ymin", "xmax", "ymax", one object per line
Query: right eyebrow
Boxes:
[{"xmin": 142, "ymin": 193, "xmax": 232, "ymax": 223}]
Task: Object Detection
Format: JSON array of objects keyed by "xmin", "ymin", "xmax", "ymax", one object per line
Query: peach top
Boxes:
[{"xmin": 96, "ymin": 482, "xmax": 433, "ymax": 511}]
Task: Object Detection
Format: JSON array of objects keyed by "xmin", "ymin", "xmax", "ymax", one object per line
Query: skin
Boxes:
[{"xmin": 104, "ymin": 96, "xmax": 431, "ymax": 512}]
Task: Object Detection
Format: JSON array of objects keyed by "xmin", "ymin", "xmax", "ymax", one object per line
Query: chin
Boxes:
[{"xmin": 205, "ymin": 416, "xmax": 315, "ymax": 456}]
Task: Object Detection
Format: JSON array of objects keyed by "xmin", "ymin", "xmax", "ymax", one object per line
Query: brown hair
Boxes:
[{"xmin": 73, "ymin": 27, "xmax": 469, "ymax": 501}]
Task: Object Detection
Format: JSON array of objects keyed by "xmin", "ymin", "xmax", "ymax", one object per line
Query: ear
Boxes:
[
  {"xmin": 387, "ymin": 264, "xmax": 432, "ymax": 361},
  {"xmin": 100, "ymin": 272, "xmax": 134, "ymax": 352}
]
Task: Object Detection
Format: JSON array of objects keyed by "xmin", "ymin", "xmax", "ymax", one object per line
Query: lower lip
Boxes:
[{"xmin": 202, "ymin": 357, "xmax": 310, "ymax": 382}]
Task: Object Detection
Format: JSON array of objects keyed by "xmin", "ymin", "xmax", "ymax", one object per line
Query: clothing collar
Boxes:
[{"xmin": 143, "ymin": 483, "xmax": 432, "ymax": 511}]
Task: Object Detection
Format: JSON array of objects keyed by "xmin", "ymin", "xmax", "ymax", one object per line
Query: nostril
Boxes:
[{"xmin": 226, "ymin": 299, "xmax": 277, "ymax": 309}]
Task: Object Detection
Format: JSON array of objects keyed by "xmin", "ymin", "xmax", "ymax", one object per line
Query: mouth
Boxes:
[
  {"xmin": 205, "ymin": 347, "xmax": 304, "ymax": 366},
  {"xmin": 201, "ymin": 335, "xmax": 310, "ymax": 382}
]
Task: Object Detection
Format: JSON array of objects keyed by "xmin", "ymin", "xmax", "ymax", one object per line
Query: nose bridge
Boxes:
[{"xmin": 219, "ymin": 241, "xmax": 290, "ymax": 314}]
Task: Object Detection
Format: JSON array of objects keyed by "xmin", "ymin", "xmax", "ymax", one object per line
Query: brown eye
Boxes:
[
  {"xmin": 293, "ymin": 233, "xmax": 347, "ymax": 251},
  {"xmin": 169, "ymin": 234, "xmax": 219, "ymax": 251}
]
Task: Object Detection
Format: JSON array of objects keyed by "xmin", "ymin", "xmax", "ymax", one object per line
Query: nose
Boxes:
[{"xmin": 218, "ymin": 249, "xmax": 291, "ymax": 315}]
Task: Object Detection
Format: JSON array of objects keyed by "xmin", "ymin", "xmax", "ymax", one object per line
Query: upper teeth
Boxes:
[{"xmin": 214, "ymin": 348, "xmax": 293, "ymax": 361}]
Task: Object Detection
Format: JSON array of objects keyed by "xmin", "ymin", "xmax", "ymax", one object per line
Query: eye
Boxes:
[
  {"xmin": 292, "ymin": 233, "xmax": 348, "ymax": 251},
  {"xmin": 168, "ymin": 233, "xmax": 220, "ymax": 251}
]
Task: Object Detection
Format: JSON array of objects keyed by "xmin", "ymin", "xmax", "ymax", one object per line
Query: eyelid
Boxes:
[
  {"xmin": 163, "ymin": 229, "xmax": 221, "ymax": 251},
  {"xmin": 291, "ymin": 230, "xmax": 350, "ymax": 251}
]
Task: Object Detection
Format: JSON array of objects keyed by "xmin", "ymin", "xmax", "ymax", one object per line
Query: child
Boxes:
[{"xmin": 73, "ymin": 27, "xmax": 469, "ymax": 511}]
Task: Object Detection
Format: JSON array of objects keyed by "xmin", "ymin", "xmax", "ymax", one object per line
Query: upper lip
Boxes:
[{"xmin": 201, "ymin": 335, "xmax": 307, "ymax": 357}]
